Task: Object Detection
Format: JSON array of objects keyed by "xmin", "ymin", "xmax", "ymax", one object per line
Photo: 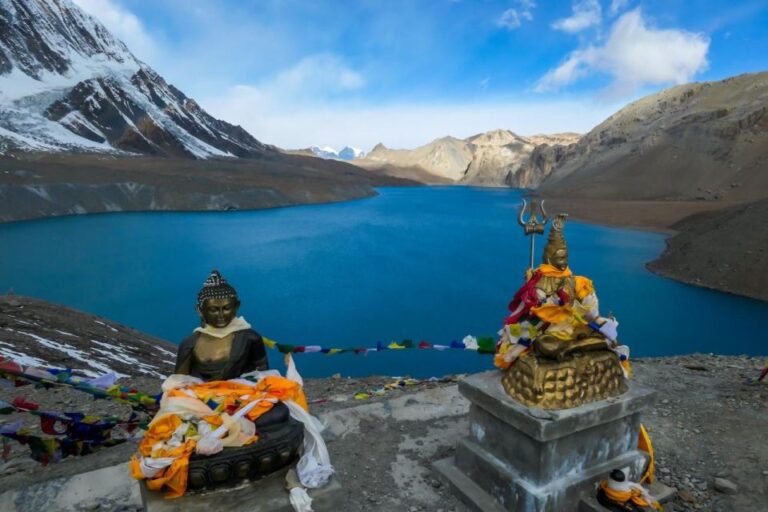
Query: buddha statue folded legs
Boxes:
[{"xmin": 495, "ymin": 214, "xmax": 631, "ymax": 409}]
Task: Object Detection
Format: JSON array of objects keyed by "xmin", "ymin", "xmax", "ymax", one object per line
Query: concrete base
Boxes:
[
  {"xmin": 434, "ymin": 370, "xmax": 657, "ymax": 512},
  {"xmin": 140, "ymin": 468, "xmax": 342, "ymax": 512},
  {"xmin": 0, "ymin": 462, "xmax": 142, "ymax": 512}
]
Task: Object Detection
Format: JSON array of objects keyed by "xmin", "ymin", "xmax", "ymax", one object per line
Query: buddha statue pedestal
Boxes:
[
  {"xmin": 502, "ymin": 351, "xmax": 628, "ymax": 410},
  {"xmin": 434, "ymin": 371, "xmax": 656, "ymax": 512},
  {"xmin": 140, "ymin": 467, "xmax": 342, "ymax": 512}
]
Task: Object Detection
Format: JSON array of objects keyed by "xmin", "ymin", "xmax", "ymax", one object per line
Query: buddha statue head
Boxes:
[
  {"xmin": 542, "ymin": 214, "xmax": 569, "ymax": 271},
  {"xmin": 196, "ymin": 270, "xmax": 240, "ymax": 328}
]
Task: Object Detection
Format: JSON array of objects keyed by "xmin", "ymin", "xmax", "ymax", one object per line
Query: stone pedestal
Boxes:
[
  {"xmin": 140, "ymin": 468, "xmax": 342, "ymax": 512},
  {"xmin": 434, "ymin": 370, "xmax": 656, "ymax": 512}
]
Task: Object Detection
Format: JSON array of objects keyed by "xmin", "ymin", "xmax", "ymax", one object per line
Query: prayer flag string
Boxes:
[
  {"xmin": 0, "ymin": 357, "xmax": 159, "ymax": 412},
  {"xmin": 261, "ymin": 334, "xmax": 497, "ymax": 356}
]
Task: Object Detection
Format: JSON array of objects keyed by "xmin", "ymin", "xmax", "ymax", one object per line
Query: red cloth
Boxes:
[
  {"xmin": 505, "ymin": 271, "xmax": 543, "ymax": 325},
  {"xmin": 11, "ymin": 396, "xmax": 39, "ymax": 411}
]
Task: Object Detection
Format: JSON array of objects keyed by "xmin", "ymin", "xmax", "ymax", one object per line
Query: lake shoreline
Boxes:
[
  {"xmin": 0, "ymin": 152, "xmax": 419, "ymax": 223},
  {"xmin": 535, "ymin": 196, "xmax": 768, "ymax": 303}
]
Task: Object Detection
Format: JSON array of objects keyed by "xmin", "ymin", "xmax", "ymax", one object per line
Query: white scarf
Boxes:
[{"xmin": 193, "ymin": 316, "xmax": 251, "ymax": 339}]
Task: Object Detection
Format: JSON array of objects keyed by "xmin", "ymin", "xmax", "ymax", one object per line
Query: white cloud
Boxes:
[
  {"xmin": 270, "ymin": 54, "xmax": 365, "ymax": 97},
  {"xmin": 552, "ymin": 0, "xmax": 602, "ymax": 33},
  {"xmin": 198, "ymin": 54, "xmax": 617, "ymax": 151},
  {"xmin": 609, "ymin": 0, "xmax": 630, "ymax": 16},
  {"xmin": 213, "ymin": 54, "xmax": 364, "ymax": 117},
  {"xmin": 498, "ymin": 0, "xmax": 536, "ymax": 30},
  {"xmin": 202, "ymin": 86, "xmax": 620, "ymax": 151},
  {"xmin": 537, "ymin": 9, "xmax": 709, "ymax": 95},
  {"xmin": 72, "ymin": 0, "xmax": 155, "ymax": 62}
]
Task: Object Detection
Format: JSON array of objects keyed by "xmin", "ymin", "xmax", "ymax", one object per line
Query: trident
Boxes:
[{"xmin": 517, "ymin": 199, "xmax": 549, "ymax": 269}]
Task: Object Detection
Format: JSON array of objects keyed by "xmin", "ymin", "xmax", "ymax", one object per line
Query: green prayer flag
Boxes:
[{"xmin": 477, "ymin": 336, "xmax": 496, "ymax": 354}]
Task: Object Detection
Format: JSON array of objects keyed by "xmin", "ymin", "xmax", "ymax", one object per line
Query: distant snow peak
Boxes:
[
  {"xmin": 310, "ymin": 145, "xmax": 365, "ymax": 161},
  {"xmin": 338, "ymin": 146, "xmax": 365, "ymax": 160},
  {"xmin": 0, "ymin": 0, "xmax": 269, "ymax": 158}
]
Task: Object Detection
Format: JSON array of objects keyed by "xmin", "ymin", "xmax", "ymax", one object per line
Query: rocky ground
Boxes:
[
  {"xmin": 631, "ymin": 355, "xmax": 767, "ymax": 511},
  {"xmin": 1, "ymin": 355, "xmax": 766, "ymax": 511}
]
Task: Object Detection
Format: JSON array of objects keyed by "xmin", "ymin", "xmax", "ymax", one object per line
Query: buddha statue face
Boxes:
[{"xmin": 200, "ymin": 297, "xmax": 240, "ymax": 328}]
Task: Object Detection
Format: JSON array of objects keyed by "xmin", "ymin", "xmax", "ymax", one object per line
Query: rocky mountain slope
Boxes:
[
  {"xmin": 0, "ymin": 0, "xmax": 417, "ymax": 222},
  {"xmin": 356, "ymin": 129, "xmax": 580, "ymax": 186},
  {"xmin": 0, "ymin": 0, "xmax": 271, "ymax": 158},
  {"xmin": 0, "ymin": 294, "xmax": 174, "ymax": 377},
  {"xmin": 0, "ymin": 151, "xmax": 416, "ymax": 222},
  {"xmin": 537, "ymin": 72, "xmax": 768, "ymax": 202},
  {"xmin": 536, "ymin": 72, "xmax": 768, "ymax": 302},
  {"xmin": 647, "ymin": 198, "xmax": 768, "ymax": 301}
]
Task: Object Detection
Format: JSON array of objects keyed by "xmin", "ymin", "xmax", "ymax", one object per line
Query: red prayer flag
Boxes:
[{"xmin": 11, "ymin": 396, "xmax": 39, "ymax": 411}]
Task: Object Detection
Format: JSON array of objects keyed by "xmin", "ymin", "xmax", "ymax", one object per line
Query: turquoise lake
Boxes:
[{"xmin": 0, "ymin": 187, "xmax": 766, "ymax": 378}]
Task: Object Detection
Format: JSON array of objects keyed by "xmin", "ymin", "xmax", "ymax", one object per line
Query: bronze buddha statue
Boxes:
[
  {"xmin": 175, "ymin": 270, "xmax": 268, "ymax": 381},
  {"xmin": 495, "ymin": 214, "xmax": 629, "ymax": 409},
  {"xmin": 171, "ymin": 270, "xmax": 303, "ymax": 492}
]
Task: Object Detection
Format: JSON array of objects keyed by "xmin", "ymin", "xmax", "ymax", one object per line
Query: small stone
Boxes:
[
  {"xmin": 678, "ymin": 489, "xmax": 695, "ymax": 503},
  {"xmin": 431, "ymin": 479, "xmax": 442, "ymax": 488},
  {"xmin": 713, "ymin": 477, "xmax": 738, "ymax": 494}
]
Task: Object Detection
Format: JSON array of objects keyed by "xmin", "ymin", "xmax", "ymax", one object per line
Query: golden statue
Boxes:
[{"xmin": 495, "ymin": 208, "xmax": 630, "ymax": 409}]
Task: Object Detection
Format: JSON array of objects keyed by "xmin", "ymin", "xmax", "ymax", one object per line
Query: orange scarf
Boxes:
[
  {"xmin": 599, "ymin": 480, "xmax": 661, "ymax": 510},
  {"xmin": 130, "ymin": 376, "xmax": 308, "ymax": 498}
]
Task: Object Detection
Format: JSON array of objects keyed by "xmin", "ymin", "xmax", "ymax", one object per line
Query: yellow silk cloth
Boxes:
[
  {"xmin": 130, "ymin": 376, "xmax": 308, "ymax": 498},
  {"xmin": 529, "ymin": 269, "xmax": 595, "ymax": 330},
  {"xmin": 536, "ymin": 264, "xmax": 572, "ymax": 278},
  {"xmin": 638, "ymin": 424, "xmax": 656, "ymax": 484}
]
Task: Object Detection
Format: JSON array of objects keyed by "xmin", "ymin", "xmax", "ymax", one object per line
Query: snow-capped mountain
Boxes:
[
  {"xmin": 337, "ymin": 146, "xmax": 365, "ymax": 160},
  {"xmin": 309, "ymin": 146, "xmax": 340, "ymax": 159},
  {"xmin": 0, "ymin": 0, "xmax": 271, "ymax": 158},
  {"xmin": 309, "ymin": 145, "xmax": 365, "ymax": 161}
]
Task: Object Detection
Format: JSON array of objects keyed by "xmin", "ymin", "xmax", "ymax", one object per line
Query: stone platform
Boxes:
[
  {"xmin": 141, "ymin": 468, "xmax": 342, "ymax": 512},
  {"xmin": 434, "ymin": 370, "xmax": 656, "ymax": 512}
]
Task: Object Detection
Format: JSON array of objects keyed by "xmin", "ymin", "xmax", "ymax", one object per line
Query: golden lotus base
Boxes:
[{"xmin": 501, "ymin": 350, "xmax": 628, "ymax": 409}]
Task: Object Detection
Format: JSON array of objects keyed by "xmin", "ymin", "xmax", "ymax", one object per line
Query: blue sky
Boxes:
[{"xmin": 73, "ymin": 0, "xmax": 768, "ymax": 150}]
